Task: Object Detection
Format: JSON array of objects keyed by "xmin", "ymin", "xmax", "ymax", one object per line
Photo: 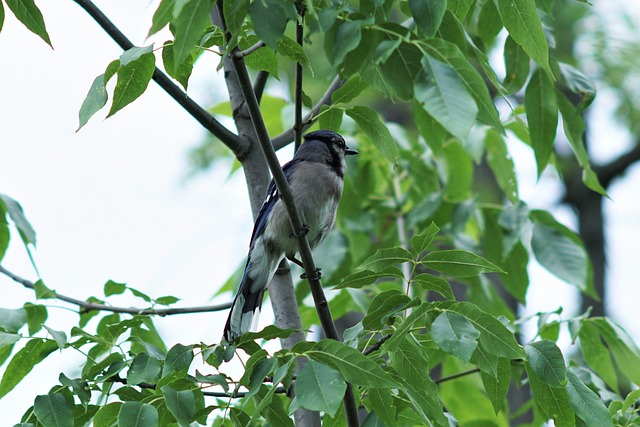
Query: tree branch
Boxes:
[
  {"xmin": 71, "ymin": 0, "xmax": 243, "ymax": 155},
  {"xmin": 227, "ymin": 38, "xmax": 360, "ymax": 427},
  {"xmin": 233, "ymin": 41, "xmax": 266, "ymax": 58},
  {"xmin": 362, "ymin": 333, "xmax": 392, "ymax": 356},
  {"xmin": 0, "ymin": 265, "xmax": 231, "ymax": 315},
  {"xmin": 595, "ymin": 141, "xmax": 640, "ymax": 188},
  {"xmin": 253, "ymin": 71, "xmax": 269, "ymax": 104},
  {"xmin": 109, "ymin": 375, "xmax": 287, "ymax": 398},
  {"xmin": 272, "ymin": 76, "xmax": 344, "ymax": 150}
]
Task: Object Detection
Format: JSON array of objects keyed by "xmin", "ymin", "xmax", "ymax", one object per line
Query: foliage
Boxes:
[{"xmin": 1, "ymin": 0, "xmax": 638, "ymax": 426}]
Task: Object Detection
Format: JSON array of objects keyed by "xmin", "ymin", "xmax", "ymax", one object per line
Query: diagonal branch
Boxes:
[
  {"xmin": 595, "ymin": 141, "xmax": 640, "ymax": 188},
  {"xmin": 71, "ymin": 0, "xmax": 243, "ymax": 155},
  {"xmin": 272, "ymin": 76, "xmax": 344, "ymax": 150},
  {"xmin": 0, "ymin": 265, "xmax": 231, "ymax": 315},
  {"xmin": 226, "ymin": 29, "xmax": 360, "ymax": 427}
]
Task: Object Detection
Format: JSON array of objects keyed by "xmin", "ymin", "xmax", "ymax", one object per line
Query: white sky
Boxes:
[{"xmin": 0, "ymin": 0, "xmax": 639, "ymax": 421}]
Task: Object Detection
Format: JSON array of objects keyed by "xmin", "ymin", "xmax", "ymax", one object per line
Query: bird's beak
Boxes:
[{"xmin": 345, "ymin": 147, "xmax": 358, "ymax": 156}]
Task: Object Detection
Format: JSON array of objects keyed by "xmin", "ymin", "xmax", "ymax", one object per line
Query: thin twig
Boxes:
[
  {"xmin": 434, "ymin": 368, "xmax": 480, "ymax": 384},
  {"xmin": 272, "ymin": 76, "xmax": 344, "ymax": 150},
  {"xmin": 253, "ymin": 71, "xmax": 269, "ymax": 104},
  {"xmin": 363, "ymin": 333, "xmax": 393, "ymax": 356},
  {"xmin": 108, "ymin": 375, "xmax": 286, "ymax": 397},
  {"xmin": 234, "ymin": 41, "xmax": 266, "ymax": 58},
  {"xmin": 0, "ymin": 265, "xmax": 231, "ymax": 315},
  {"xmin": 71, "ymin": 0, "xmax": 243, "ymax": 155},
  {"xmin": 294, "ymin": 17, "xmax": 304, "ymax": 153}
]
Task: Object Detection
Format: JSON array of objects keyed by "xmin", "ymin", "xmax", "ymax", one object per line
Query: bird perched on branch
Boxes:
[{"xmin": 223, "ymin": 130, "xmax": 358, "ymax": 341}]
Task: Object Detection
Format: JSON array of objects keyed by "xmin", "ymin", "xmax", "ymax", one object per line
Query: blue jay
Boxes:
[{"xmin": 223, "ymin": 130, "xmax": 357, "ymax": 341}]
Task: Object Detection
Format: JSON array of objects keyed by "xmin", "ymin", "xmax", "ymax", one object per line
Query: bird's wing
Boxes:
[{"xmin": 248, "ymin": 158, "xmax": 301, "ymax": 244}]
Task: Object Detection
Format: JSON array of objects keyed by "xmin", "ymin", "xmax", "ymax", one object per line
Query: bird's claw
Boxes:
[
  {"xmin": 289, "ymin": 224, "xmax": 310, "ymax": 239},
  {"xmin": 300, "ymin": 268, "xmax": 322, "ymax": 281}
]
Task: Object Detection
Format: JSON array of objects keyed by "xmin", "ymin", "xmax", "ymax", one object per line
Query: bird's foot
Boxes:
[
  {"xmin": 289, "ymin": 224, "xmax": 310, "ymax": 239},
  {"xmin": 300, "ymin": 268, "xmax": 322, "ymax": 281}
]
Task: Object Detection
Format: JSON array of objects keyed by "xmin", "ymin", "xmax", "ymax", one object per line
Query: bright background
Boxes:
[{"xmin": 1, "ymin": 0, "xmax": 639, "ymax": 420}]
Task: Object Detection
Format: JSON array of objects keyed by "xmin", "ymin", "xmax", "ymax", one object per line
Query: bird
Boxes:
[{"xmin": 223, "ymin": 130, "xmax": 358, "ymax": 341}]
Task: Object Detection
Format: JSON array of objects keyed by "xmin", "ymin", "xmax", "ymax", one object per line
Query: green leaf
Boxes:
[
  {"xmin": 162, "ymin": 42, "xmax": 193, "ymax": 90},
  {"xmin": 0, "ymin": 307, "xmax": 27, "ymax": 333},
  {"xmin": 411, "ymin": 274, "xmax": 454, "ymax": 300},
  {"xmin": 301, "ymin": 339, "xmax": 397, "ymax": 388},
  {"xmin": 431, "ymin": 311, "xmax": 480, "ymax": 363},
  {"xmin": 162, "ymin": 344, "xmax": 194, "ymax": 377},
  {"xmin": 127, "ymin": 352, "xmax": 161, "ymax": 385},
  {"xmin": 378, "ymin": 41, "xmax": 423, "ymax": 101},
  {"xmin": 359, "ymin": 247, "xmax": 413, "ymax": 272},
  {"xmin": 531, "ymin": 223, "xmax": 589, "ymax": 292},
  {"xmin": 223, "ymin": 0, "xmax": 249, "ymax": 47},
  {"xmin": 525, "ymin": 68, "xmax": 558, "ymax": 176},
  {"xmin": 485, "ymin": 129, "xmax": 518, "ymax": 202},
  {"xmin": 5, "ymin": 0, "xmax": 51, "ymax": 47},
  {"xmin": 295, "ymin": 360, "xmax": 346, "ymax": 417},
  {"xmin": 409, "ymin": 0, "xmax": 446, "ymax": 37},
  {"xmin": 414, "ymin": 99, "xmax": 447, "ymax": 155},
  {"xmin": 422, "ymin": 39, "xmax": 503, "ymax": 133},
  {"xmin": 172, "ymin": 0, "xmax": 214, "ymax": 73},
  {"xmin": 480, "ymin": 357, "xmax": 511, "ymax": 414},
  {"xmin": 346, "ymin": 106, "xmax": 399, "ymax": 163},
  {"xmin": 447, "ymin": 0, "xmax": 474, "ymax": 20},
  {"xmin": 77, "ymin": 60, "xmax": 119, "ymax": 131},
  {"xmin": 93, "ymin": 402, "xmax": 122, "ymax": 427},
  {"xmin": 104, "ymin": 280, "xmax": 126, "ymax": 296},
  {"xmin": 442, "ymin": 141, "xmax": 472, "ymax": 202},
  {"xmin": 248, "ymin": 0, "xmax": 295, "ymax": 49},
  {"xmin": 439, "ymin": 301, "xmax": 524, "ymax": 359},
  {"xmin": 107, "ymin": 52, "xmax": 155, "ymax": 117},
  {"xmin": 235, "ymin": 325, "xmax": 297, "ymax": 343},
  {"xmin": 422, "ymin": 249, "xmax": 505, "ymax": 278},
  {"xmin": 390, "ymin": 338, "xmax": 448, "ymax": 426},
  {"xmin": 162, "ymin": 385, "xmax": 196, "ymax": 427},
  {"xmin": 363, "ymin": 291, "xmax": 414, "ymax": 330},
  {"xmin": 0, "ymin": 2, "xmax": 4, "ymax": 33},
  {"xmin": 503, "ymin": 36, "xmax": 530, "ymax": 94},
  {"xmin": 59, "ymin": 373, "xmax": 91, "ymax": 405},
  {"xmin": 34, "ymin": 393, "xmax": 73, "ymax": 427},
  {"xmin": 117, "ymin": 402, "xmax": 158, "ymax": 427},
  {"xmin": 330, "ymin": 21, "xmax": 362, "ymax": 67},
  {"xmin": 24, "ymin": 304, "xmax": 47, "ymax": 336},
  {"xmin": 414, "ymin": 55, "xmax": 478, "ymax": 141},
  {"xmin": 241, "ymin": 34, "xmax": 279, "ymax": 79},
  {"xmin": 558, "ymin": 62, "xmax": 596, "ymax": 112},
  {"xmin": 334, "ymin": 268, "xmax": 402, "ymax": 289},
  {"xmin": 0, "ymin": 339, "xmax": 58, "ymax": 398},
  {"xmin": 524, "ymin": 340, "xmax": 566, "ymax": 387},
  {"xmin": 566, "ymin": 370, "xmax": 614, "ymax": 427},
  {"xmin": 34, "ymin": 279, "xmax": 56, "ymax": 299},
  {"xmin": 0, "ymin": 331, "xmax": 21, "ymax": 349},
  {"xmin": 0, "ymin": 193, "xmax": 36, "ymax": 246},
  {"xmin": 332, "ymin": 76, "xmax": 368, "ymax": 104},
  {"xmin": 318, "ymin": 106, "xmax": 343, "ymax": 132},
  {"xmin": 276, "ymin": 35, "xmax": 309, "ymax": 66},
  {"xmin": 411, "ymin": 222, "xmax": 440, "ymax": 254},
  {"xmin": 526, "ymin": 363, "xmax": 575, "ymax": 427},
  {"xmin": 593, "ymin": 318, "xmax": 640, "ymax": 387},
  {"xmin": 147, "ymin": 0, "xmax": 175, "ymax": 37},
  {"xmin": 497, "ymin": 0, "xmax": 550, "ymax": 74},
  {"xmin": 43, "ymin": 326, "xmax": 67, "ymax": 349},
  {"xmin": 367, "ymin": 388, "xmax": 396, "ymax": 426},
  {"xmin": 155, "ymin": 295, "xmax": 180, "ymax": 305}
]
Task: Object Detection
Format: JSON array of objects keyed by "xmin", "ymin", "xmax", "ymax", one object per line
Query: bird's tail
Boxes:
[{"xmin": 223, "ymin": 255, "xmax": 278, "ymax": 341}]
